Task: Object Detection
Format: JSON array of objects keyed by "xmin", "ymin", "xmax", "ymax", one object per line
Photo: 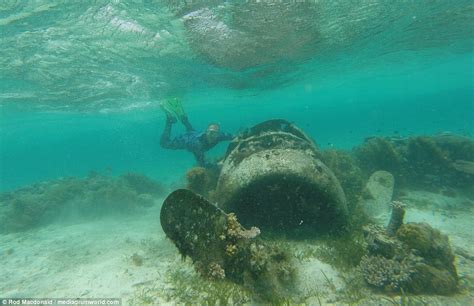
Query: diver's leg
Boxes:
[
  {"xmin": 160, "ymin": 117, "xmax": 175, "ymax": 148},
  {"xmin": 180, "ymin": 115, "xmax": 195, "ymax": 132}
]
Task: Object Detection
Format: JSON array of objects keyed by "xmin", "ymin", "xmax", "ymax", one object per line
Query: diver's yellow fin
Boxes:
[{"xmin": 162, "ymin": 97, "xmax": 186, "ymax": 119}]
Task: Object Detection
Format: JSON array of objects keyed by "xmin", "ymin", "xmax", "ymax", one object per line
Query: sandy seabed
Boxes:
[{"xmin": 0, "ymin": 191, "xmax": 473, "ymax": 305}]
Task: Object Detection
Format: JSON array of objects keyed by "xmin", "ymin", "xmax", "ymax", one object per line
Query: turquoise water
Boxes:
[
  {"xmin": 0, "ymin": 1, "xmax": 473, "ymax": 303},
  {"xmin": 1, "ymin": 2, "xmax": 473, "ymax": 191},
  {"xmin": 1, "ymin": 53, "xmax": 472, "ymax": 190}
]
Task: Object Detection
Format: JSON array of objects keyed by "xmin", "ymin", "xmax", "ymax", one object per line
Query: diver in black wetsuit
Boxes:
[{"xmin": 159, "ymin": 98, "xmax": 234, "ymax": 167}]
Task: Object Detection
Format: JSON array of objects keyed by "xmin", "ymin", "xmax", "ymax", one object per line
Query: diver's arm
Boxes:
[
  {"xmin": 194, "ymin": 151, "xmax": 206, "ymax": 167},
  {"xmin": 219, "ymin": 132, "xmax": 234, "ymax": 141}
]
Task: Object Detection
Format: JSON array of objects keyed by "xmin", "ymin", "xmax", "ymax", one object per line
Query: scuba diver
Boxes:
[{"xmin": 159, "ymin": 98, "xmax": 234, "ymax": 167}]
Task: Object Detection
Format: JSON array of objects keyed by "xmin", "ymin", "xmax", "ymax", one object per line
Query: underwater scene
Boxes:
[{"xmin": 0, "ymin": 1, "xmax": 473, "ymax": 305}]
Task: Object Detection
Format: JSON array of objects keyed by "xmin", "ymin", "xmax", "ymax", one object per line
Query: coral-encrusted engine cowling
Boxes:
[{"xmin": 216, "ymin": 119, "xmax": 349, "ymax": 233}]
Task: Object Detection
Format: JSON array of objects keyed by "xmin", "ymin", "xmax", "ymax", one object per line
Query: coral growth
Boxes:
[
  {"xmin": 225, "ymin": 244, "xmax": 238, "ymax": 256},
  {"xmin": 396, "ymin": 223, "xmax": 456, "ymax": 271},
  {"xmin": 208, "ymin": 262, "xmax": 226, "ymax": 279},
  {"xmin": 404, "ymin": 136, "xmax": 451, "ymax": 186},
  {"xmin": 354, "ymin": 134, "xmax": 474, "ymax": 190},
  {"xmin": 0, "ymin": 173, "xmax": 165, "ymax": 233},
  {"xmin": 359, "ymin": 216, "xmax": 458, "ymax": 294},
  {"xmin": 186, "ymin": 166, "xmax": 219, "ymax": 198},
  {"xmin": 355, "ymin": 137, "xmax": 404, "ymax": 178},
  {"xmin": 226, "ymin": 213, "xmax": 261, "ymax": 239},
  {"xmin": 222, "ymin": 212, "xmax": 294, "ymax": 299},
  {"xmin": 386, "ymin": 201, "xmax": 406, "ymax": 236},
  {"xmin": 120, "ymin": 172, "xmax": 166, "ymax": 196},
  {"xmin": 359, "ymin": 253, "xmax": 418, "ymax": 291},
  {"xmin": 160, "ymin": 189, "xmax": 295, "ymax": 301},
  {"xmin": 321, "ymin": 150, "xmax": 366, "ymax": 209},
  {"xmin": 397, "ymin": 223, "xmax": 459, "ymax": 294}
]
